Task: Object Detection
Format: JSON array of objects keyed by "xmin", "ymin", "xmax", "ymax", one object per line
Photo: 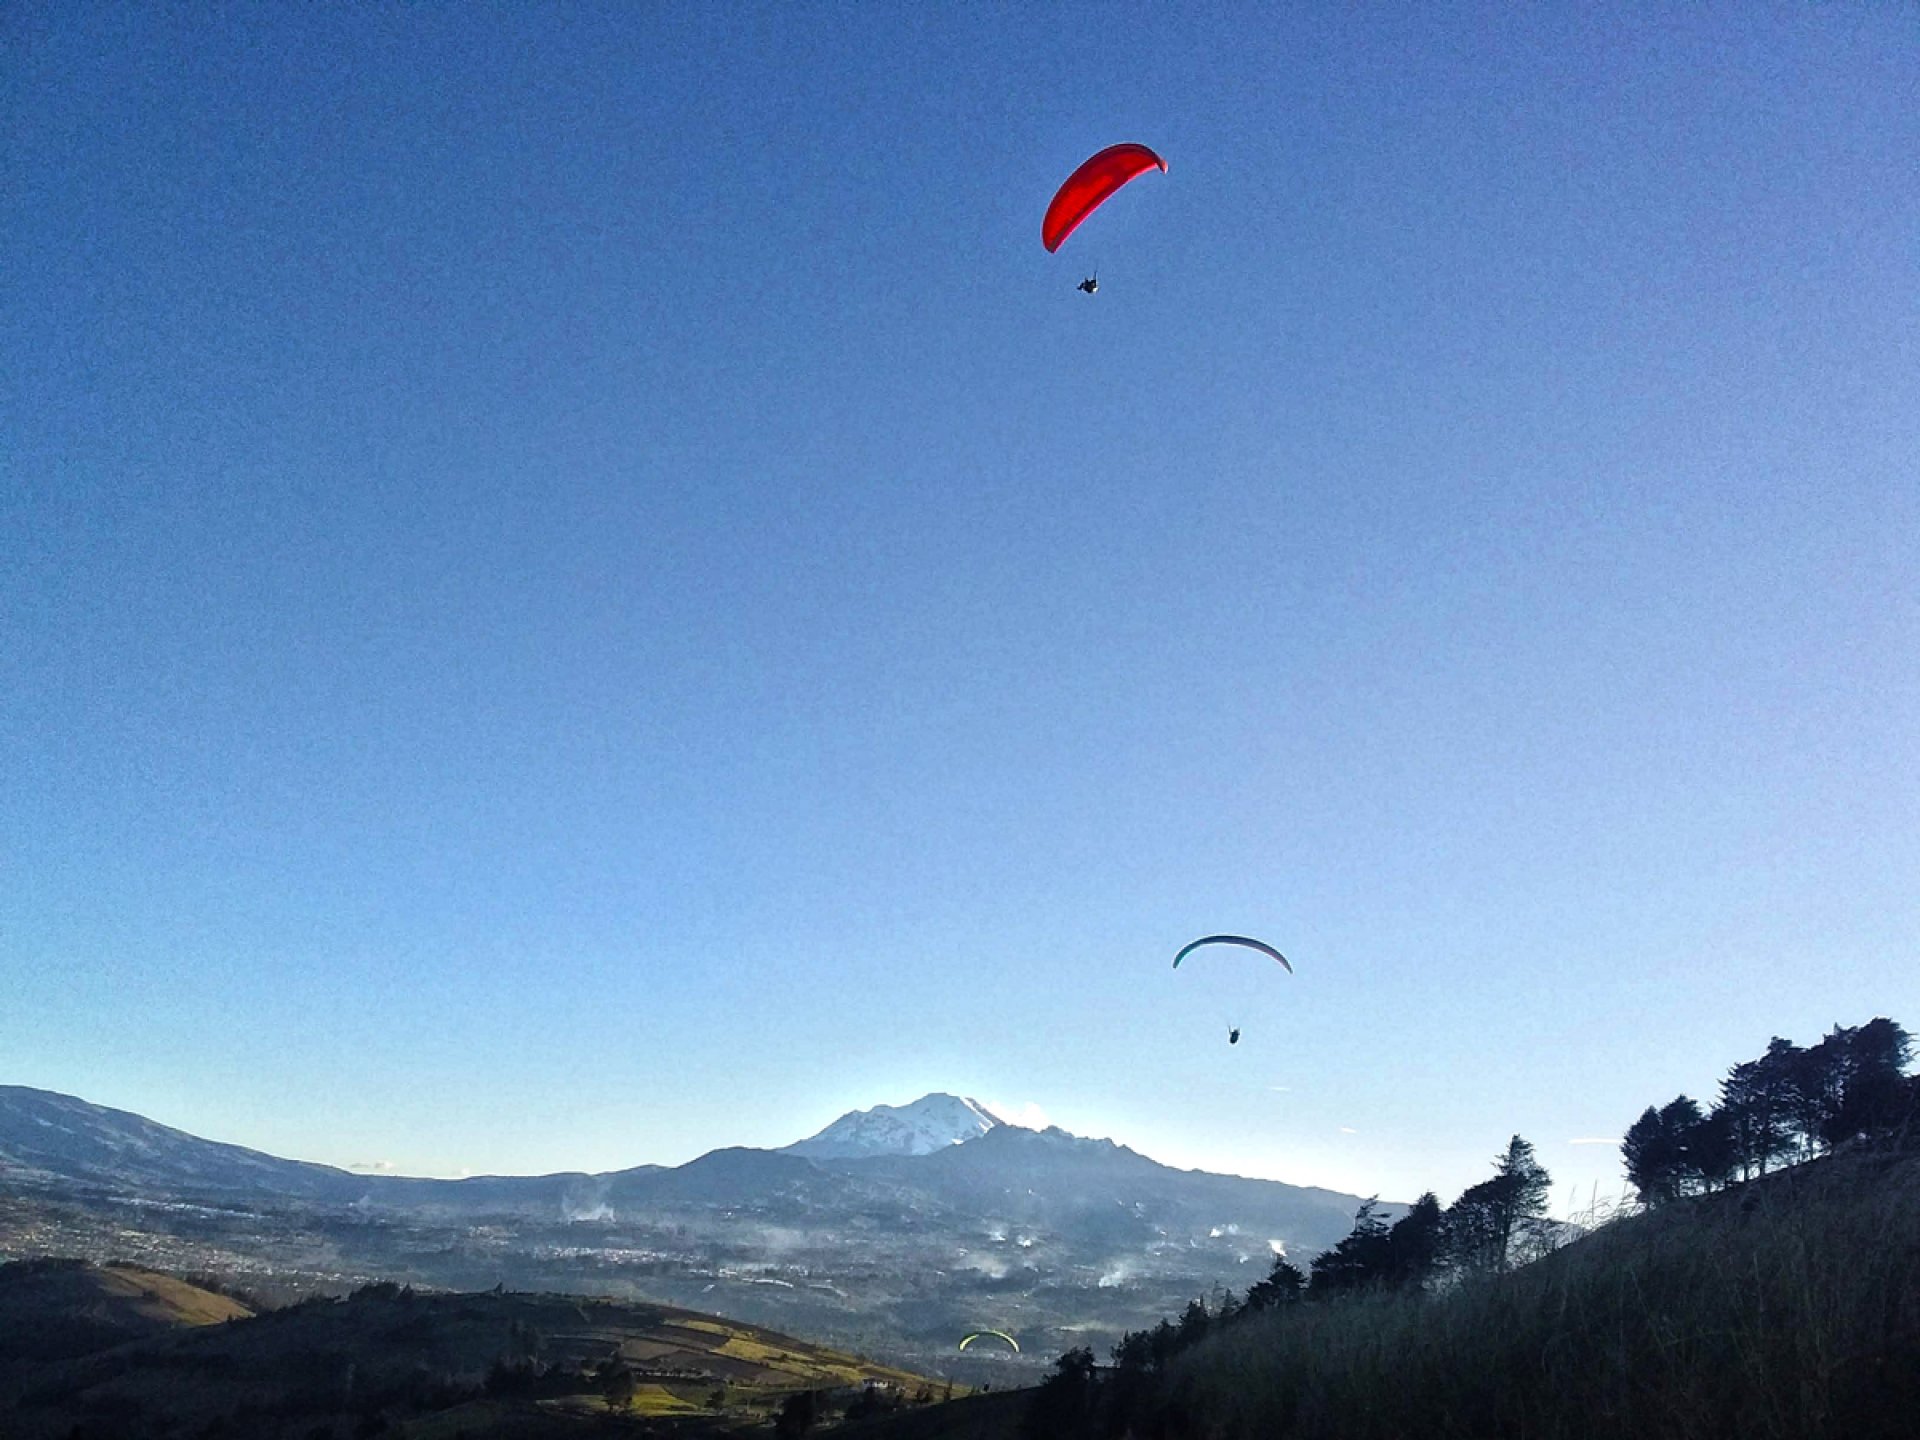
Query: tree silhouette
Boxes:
[
  {"xmin": 1175, "ymin": 1296, "xmax": 1212, "ymax": 1346},
  {"xmin": 1721, "ymin": 1041, "xmax": 1800, "ymax": 1176},
  {"xmin": 1105, "ymin": 1331, "xmax": 1158, "ymax": 1438},
  {"xmin": 1022, "ymin": 1348, "xmax": 1099, "ymax": 1440},
  {"xmin": 1149, "ymin": 1316, "xmax": 1182, "ymax": 1367},
  {"xmin": 1622, "ymin": 1105, "xmax": 1667, "ymax": 1201},
  {"xmin": 1689, "ymin": 1103, "xmax": 1738, "ymax": 1191},
  {"xmin": 1449, "ymin": 1137, "xmax": 1550, "ymax": 1272},
  {"xmin": 1624, "ymin": 1097, "xmax": 1705, "ymax": 1203},
  {"xmin": 1385, "ymin": 1191, "xmax": 1447, "ymax": 1290},
  {"xmin": 597, "ymin": 1361, "xmax": 634, "ymax": 1413},
  {"xmin": 1446, "ymin": 1177, "xmax": 1505, "ymax": 1274},
  {"xmin": 1243, "ymin": 1255, "xmax": 1306, "ymax": 1310},
  {"xmin": 1794, "ymin": 1031, "xmax": 1850, "ymax": 1152},
  {"xmin": 1819, "ymin": 1018, "xmax": 1913, "ymax": 1146},
  {"xmin": 1309, "ymin": 1197, "xmax": 1393, "ymax": 1295},
  {"xmin": 774, "ymin": 1389, "xmax": 820, "ymax": 1439},
  {"xmin": 1634, "ymin": 1020, "xmax": 1914, "ymax": 1195}
]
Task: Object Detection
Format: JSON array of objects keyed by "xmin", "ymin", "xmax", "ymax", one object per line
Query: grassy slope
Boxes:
[
  {"xmin": 1164, "ymin": 1148, "xmax": 1920, "ymax": 1440},
  {"xmin": 0, "ymin": 1257, "xmax": 252, "ymax": 1363},
  {"xmin": 1, "ymin": 1276, "xmax": 945, "ymax": 1439}
]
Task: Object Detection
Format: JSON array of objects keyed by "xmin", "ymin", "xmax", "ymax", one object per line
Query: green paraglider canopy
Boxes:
[{"xmin": 958, "ymin": 1329, "xmax": 1020, "ymax": 1353}]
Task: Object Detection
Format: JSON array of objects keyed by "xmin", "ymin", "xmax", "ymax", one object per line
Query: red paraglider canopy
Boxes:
[{"xmin": 1042, "ymin": 143, "xmax": 1167, "ymax": 253}]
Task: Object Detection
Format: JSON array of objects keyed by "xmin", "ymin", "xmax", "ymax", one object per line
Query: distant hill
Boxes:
[
  {"xmin": 0, "ymin": 1257, "xmax": 252, "ymax": 1364},
  {"xmin": 0, "ymin": 1084, "xmax": 663, "ymax": 1216},
  {"xmin": 860, "ymin": 1122, "xmax": 1382, "ymax": 1250},
  {"xmin": 0, "ymin": 1084, "xmax": 365, "ymax": 1201}
]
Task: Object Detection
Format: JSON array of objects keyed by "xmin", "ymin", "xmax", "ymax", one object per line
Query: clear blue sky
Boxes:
[{"xmin": 5, "ymin": 4, "xmax": 1915, "ymax": 1214}]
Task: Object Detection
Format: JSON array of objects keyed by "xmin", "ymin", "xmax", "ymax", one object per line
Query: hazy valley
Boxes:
[{"xmin": 0, "ymin": 1087, "xmax": 1377, "ymax": 1379}]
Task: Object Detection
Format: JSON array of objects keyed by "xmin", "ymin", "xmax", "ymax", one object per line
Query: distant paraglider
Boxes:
[
  {"xmin": 959, "ymin": 1330, "xmax": 1020, "ymax": 1354},
  {"xmin": 1174, "ymin": 936, "xmax": 1291, "ymax": 1046},
  {"xmin": 1172, "ymin": 935, "xmax": 1293, "ymax": 973}
]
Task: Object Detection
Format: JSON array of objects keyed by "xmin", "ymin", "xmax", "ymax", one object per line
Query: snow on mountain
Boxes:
[{"xmin": 781, "ymin": 1093, "xmax": 1006, "ymax": 1160}]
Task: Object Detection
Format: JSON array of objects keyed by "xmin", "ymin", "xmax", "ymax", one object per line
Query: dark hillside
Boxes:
[
  {"xmin": 1143, "ymin": 1147, "xmax": 1920, "ymax": 1439},
  {"xmin": 829, "ymin": 1387, "xmax": 1032, "ymax": 1440},
  {"xmin": 0, "ymin": 1278, "xmax": 941, "ymax": 1439},
  {"xmin": 0, "ymin": 1257, "xmax": 253, "ymax": 1363}
]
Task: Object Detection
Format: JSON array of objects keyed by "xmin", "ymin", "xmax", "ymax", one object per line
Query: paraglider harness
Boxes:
[{"xmin": 1077, "ymin": 273, "xmax": 1098, "ymax": 294}]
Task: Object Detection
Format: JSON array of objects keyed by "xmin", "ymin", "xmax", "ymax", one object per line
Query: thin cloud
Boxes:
[
  {"xmin": 1338, "ymin": 1126, "xmax": 1358, "ymax": 1135},
  {"xmin": 348, "ymin": 1159, "xmax": 398, "ymax": 1173}
]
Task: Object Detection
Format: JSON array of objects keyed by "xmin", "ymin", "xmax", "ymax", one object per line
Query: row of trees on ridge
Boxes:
[{"xmin": 1622, "ymin": 1017, "xmax": 1913, "ymax": 1204}]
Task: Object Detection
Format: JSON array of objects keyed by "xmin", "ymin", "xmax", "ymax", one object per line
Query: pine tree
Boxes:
[
  {"xmin": 1623, "ymin": 1105, "xmax": 1676, "ymax": 1203},
  {"xmin": 1449, "ymin": 1137, "xmax": 1551, "ymax": 1270},
  {"xmin": 1244, "ymin": 1255, "xmax": 1306, "ymax": 1310},
  {"xmin": 1021, "ymin": 1349, "xmax": 1099, "ymax": 1440},
  {"xmin": 1489, "ymin": 1135, "xmax": 1551, "ymax": 1269},
  {"xmin": 1386, "ymin": 1191, "xmax": 1447, "ymax": 1290},
  {"xmin": 1308, "ymin": 1198, "xmax": 1393, "ymax": 1295},
  {"xmin": 1822, "ymin": 1018, "xmax": 1914, "ymax": 1146},
  {"xmin": 1721, "ymin": 1047, "xmax": 1796, "ymax": 1177}
]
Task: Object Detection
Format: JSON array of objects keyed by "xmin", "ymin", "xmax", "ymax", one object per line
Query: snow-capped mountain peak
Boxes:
[{"xmin": 782, "ymin": 1093, "xmax": 1005, "ymax": 1160}]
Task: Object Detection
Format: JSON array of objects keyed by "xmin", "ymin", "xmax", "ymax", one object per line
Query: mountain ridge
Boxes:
[
  {"xmin": 2, "ymin": 1082, "xmax": 1400, "ymax": 1367},
  {"xmin": 1, "ymin": 1082, "xmax": 1391, "ymax": 1249}
]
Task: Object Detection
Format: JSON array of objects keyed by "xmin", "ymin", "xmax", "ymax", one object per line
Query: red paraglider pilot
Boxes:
[{"xmin": 1045, "ymin": 143, "xmax": 1165, "ymax": 296}]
